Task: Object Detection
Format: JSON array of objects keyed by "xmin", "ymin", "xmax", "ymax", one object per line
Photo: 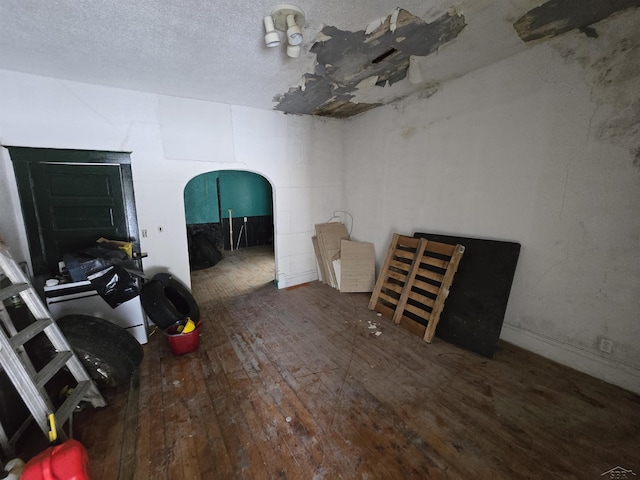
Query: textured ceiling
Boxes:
[{"xmin": 0, "ymin": 0, "xmax": 636, "ymax": 117}]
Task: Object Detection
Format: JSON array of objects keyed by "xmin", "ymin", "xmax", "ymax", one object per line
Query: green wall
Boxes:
[
  {"xmin": 184, "ymin": 171, "xmax": 272, "ymax": 224},
  {"xmin": 184, "ymin": 172, "xmax": 219, "ymax": 224}
]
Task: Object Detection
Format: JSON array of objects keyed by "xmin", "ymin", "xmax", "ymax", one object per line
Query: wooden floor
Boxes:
[{"xmin": 48, "ymin": 246, "xmax": 640, "ymax": 478}]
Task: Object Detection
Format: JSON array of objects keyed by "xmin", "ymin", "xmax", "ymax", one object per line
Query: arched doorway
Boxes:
[{"xmin": 183, "ymin": 170, "xmax": 275, "ymax": 298}]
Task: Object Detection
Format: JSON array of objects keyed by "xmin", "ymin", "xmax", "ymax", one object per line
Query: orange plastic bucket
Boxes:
[{"xmin": 165, "ymin": 321, "xmax": 202, "ymax": 355}]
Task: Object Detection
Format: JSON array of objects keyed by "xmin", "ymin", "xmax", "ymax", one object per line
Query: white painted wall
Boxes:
[
  {"xmin": 0, "ymin": 148, "xmax": 29, "ymax": 261},
  {"xmin": 342, "ymin": 10, "xmax": 640, "ymax": 393},
  {"xmin": 0, "ymin": 70, "xmax": 343, "ymax": 288}
]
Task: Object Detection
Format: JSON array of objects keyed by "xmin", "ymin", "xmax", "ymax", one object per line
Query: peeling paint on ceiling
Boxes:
[
  {"xmin": 1, "ymin": 1, "xmax": 636, "ymax": 118},
  {"xmin": 513, "ymin": 0, "xmax": 640, "ymax": 168},
  {"xmin": 514, "ymin": 0, "xmax": 640, "ymax": 42},
  {"xmin": 274, "ymin": 9, "xmax": 466, "ymax": 119}
]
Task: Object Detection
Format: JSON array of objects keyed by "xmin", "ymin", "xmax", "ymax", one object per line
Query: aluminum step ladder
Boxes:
[{"xmin": 0, "ymin": 243, "xmax": 106, "ymax": 459}]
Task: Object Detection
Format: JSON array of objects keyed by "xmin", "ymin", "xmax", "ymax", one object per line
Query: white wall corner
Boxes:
[
  {"xmin": 278, "ymin": 270, "xmax": 318, "ymax": 289},
  {"xmin": 500, "ymin": 323, "xmax": 640, "ymax": 395},
  {"xmin": 0, "ymin": 148, "xmax": 30, "ymax": 267}
]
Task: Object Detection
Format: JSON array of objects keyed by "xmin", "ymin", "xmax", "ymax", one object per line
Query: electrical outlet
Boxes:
[
  {"xmin": 599, "ymin": 338, "xmax": 613, "ymax": 354},
  {"xmin": 141, "ymin": 229, "xmax": 148, "ymax": 238}
]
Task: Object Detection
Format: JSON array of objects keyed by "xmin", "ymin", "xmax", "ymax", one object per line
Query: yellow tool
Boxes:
[
  {"xmin": 177, "ymin": 317, "xmax": 196, "ymax": 334},
  {"xmin": 47, "ymin": 413, "xmax": 57, "ymax": 443}
]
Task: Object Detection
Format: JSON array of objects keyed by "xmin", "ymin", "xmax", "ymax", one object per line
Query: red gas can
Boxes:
[{"xmin": 21, "ymin": 439, "xmax": 90, "ymax": 480}]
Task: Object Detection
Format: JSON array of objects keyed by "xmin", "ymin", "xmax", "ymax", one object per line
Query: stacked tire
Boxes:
[
  {"xmin": 57, "ymin": 315, "xmax": 144, "ymax": 388},
  {"xmin": 38, "ymin": 274, "xmax": 200, "ymax": 389},
  {"xmin": 28, "ymin": 315, "xmax": 144, "ymax": 389},
  {"xmin": 140, "ymin": 273, "xmax": 200, "ymax": 330}
]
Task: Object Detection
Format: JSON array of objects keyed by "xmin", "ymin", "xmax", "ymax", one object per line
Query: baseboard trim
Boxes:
[
  {"xmin": 500, "ymin": 323, "xmax": 640, "ymax": 394},
  {"xmin": 278, "ymin": 270, "xmax": 318, "ymax": 289}
]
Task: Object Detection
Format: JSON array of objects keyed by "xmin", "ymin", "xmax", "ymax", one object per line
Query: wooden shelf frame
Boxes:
[{"xmin": 369, "ymin": 234, "xmax": 465, "ymax": 342}]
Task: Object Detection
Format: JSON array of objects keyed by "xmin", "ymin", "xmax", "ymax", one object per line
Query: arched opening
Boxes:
[{"xmin": 183, "ymin": 170, "xmax": 275, "ymax": 298}]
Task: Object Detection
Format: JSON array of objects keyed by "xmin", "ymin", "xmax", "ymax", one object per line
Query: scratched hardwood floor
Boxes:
[{"xmin": 60, "ymin": 246, "xmax": 640, "ymax": 479}]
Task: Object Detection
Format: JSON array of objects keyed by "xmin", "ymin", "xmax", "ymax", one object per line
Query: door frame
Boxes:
[{"xmin": 8, "ymin": 147, "xmax": 140, "ymax": 276}]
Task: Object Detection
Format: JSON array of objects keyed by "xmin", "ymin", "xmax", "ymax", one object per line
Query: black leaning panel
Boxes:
[{"xmin": 414, "ymin": 232, "xmax": 521, "ymax": 358}]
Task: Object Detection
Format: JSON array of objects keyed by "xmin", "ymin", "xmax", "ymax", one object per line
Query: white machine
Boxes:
[{"xmin": 44, "ymin": 280, "xmax": 148, "ymax": 344}]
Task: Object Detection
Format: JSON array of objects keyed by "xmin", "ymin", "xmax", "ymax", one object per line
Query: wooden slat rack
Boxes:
[{"xmin": 368, "ymin": 234, "xmax": 464, "ymax": 342}]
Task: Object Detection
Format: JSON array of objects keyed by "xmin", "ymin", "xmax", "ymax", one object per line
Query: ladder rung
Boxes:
[
  {"xmin": 0, "ymin": 246, "xmax": 107, "ymax": 458},
  {"xmin": 33, "ymin": 350, "xmax": 73, "ymax": 389},
  {"xmin": 9, "ymin": 318, "xmax": 53, "ymax": 348},
  {"xmin": 0, "ymin": 283, "xmax": 29, "ymax": 302},
  {"xmin": 55, "ymin": 381, "xmax": 92, "ymax": 427}
]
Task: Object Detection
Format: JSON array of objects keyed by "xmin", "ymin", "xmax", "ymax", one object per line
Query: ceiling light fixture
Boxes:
[
  {"xmin": 286, "ymin": 44, "xmax": 301, "ymax": 58},
  {"xmin": 263, "ymin": 5, "xmax": 305, "ymax": 56},
  {"xmin": 263, "ymin": 16, "xmax": 280, "ymax": 47},
  {"xmin": 286, "ymin": 14, "xmax": 302, "ymax": 45}
]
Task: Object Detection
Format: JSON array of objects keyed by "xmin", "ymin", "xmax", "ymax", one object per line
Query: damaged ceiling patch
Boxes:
[
  {"xmin": 513, "ymin": 0, "xmax": 640, "ymax": 42},
  {"xmin": 274, "ymin": 9, "xmax": 466, "ymax": 118}
]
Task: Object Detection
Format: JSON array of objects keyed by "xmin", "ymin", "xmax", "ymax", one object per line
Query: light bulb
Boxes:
[
  {"xmin": 287, "ymin": 44, "xmax": 301, "ymax": 58},
  {"xmin": 263, "ymin": 16, "xmax": 280, "ymax": 47},
  {"xmin": 286, "ymin": 14, "xmax": 302, "ymax": 46}
]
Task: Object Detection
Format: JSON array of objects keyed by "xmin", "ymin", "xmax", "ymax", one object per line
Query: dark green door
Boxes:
[
  {"xmin": 32, "ymin": 162, "xmax": 129, "ymax": 272},
  {"xmin": 9, "ymin": 148, "xmax": 140, "ymax": 276}
]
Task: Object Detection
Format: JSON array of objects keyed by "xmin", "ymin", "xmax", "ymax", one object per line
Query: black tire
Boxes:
[
  {"xmin": 56, "ymin": 315, "xmax": 143, "ymax": 388},
  {"xmin": 140, "ymin": 276, "xmax": 200, "ymax": 330},
  {"xmin": 57, "ymin": 315, "xmax": 144, "ymax": 368},
  {"xmin": 189, "ymin": 233, "xmax": 223, "ymax": 270}
]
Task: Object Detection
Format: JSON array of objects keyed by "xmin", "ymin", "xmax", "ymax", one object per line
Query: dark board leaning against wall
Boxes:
[{"xmin": 414, "ymin": 232, "xmax": 521, "ymax": 358}]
